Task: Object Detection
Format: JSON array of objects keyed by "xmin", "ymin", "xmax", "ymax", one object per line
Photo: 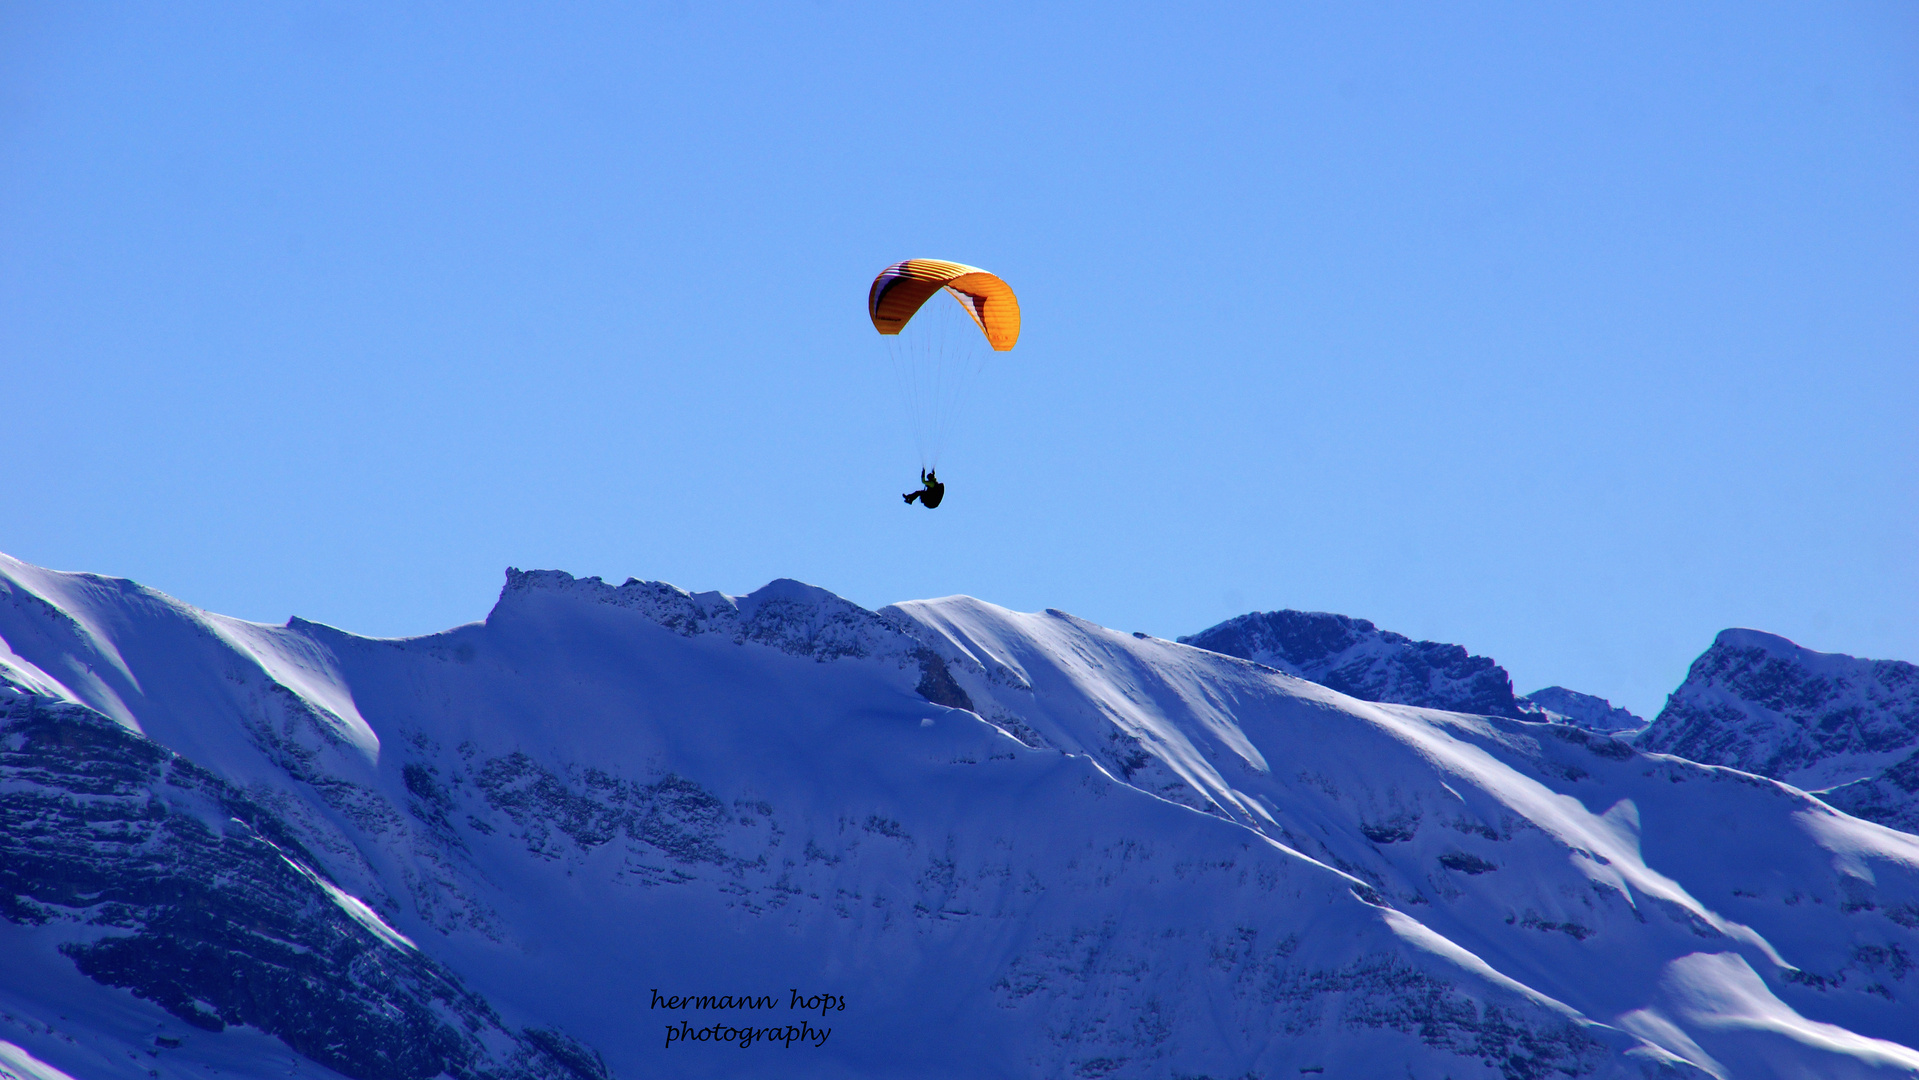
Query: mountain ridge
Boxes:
[
  {"xmin": 2, "ymin": 553, "xmax": 1917, "ymax": 1079},
  {"xmin": 1176, "ymin": 608, "xmax": 1647, "ymax": 733}
]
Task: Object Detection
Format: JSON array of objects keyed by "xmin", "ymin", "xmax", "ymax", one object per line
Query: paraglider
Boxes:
[
  {"xmin": 868, "ymin": 260, "xmax": 1020, "ymax": 508},
  {"xmin": 902, "ymin": 468, "xmax": 944, "ymax": 508}
]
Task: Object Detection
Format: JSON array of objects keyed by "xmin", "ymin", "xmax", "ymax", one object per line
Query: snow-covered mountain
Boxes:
[
  {"xmin": 2, "ymin": 553, "xmax": 1918, "ymax": 1080},
  {"xmin": 1177, "ymin": 609, "xmax": 1645, "ymax": 733},
  {"xmin": 1639, "ymin": 629, "xmax": 1919, "ymax": 833},
  {"xmin": 1523, "ymin": 687, "xmax": 1647, "ymax": 735},
  {"xmin": 1177, "ymin": 610, "xmax": 1531, "ymax": 718}
]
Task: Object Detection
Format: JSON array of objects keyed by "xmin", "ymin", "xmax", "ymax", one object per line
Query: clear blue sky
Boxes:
[{"xmin": 3, "ymin": 2, "xmax": 1914, "ymax": 719}]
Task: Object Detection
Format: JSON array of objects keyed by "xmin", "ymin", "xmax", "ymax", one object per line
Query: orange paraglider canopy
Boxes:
[{"xmin": 868, "ymin": 260, "xmax": 1020, "ymax": 351}]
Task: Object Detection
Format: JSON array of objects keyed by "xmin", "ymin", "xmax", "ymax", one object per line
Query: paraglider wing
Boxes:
[{"xmin": 868, "ymin": 259, "xmax": 1020, "ymax": 351}]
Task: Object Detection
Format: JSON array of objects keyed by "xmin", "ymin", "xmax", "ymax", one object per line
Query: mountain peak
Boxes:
[
  {"xmin": 1179, "ymin": 608, "xmax": 1525, "ymax": 718},
  {"xmin": 1711, "ymin": 627, "xmax": 1799, "ymax": 651},
  {"xmin": 1520, "ymin": 686, "xmax": 1646, "ymax": 734},
  {"xmin": 1640, "ymin": 629, "xmax": 1919, "ymax": 804}
]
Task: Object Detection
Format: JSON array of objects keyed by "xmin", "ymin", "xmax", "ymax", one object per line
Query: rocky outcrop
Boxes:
[
  {"xmin": 1822, "ymin": 749, "xmax": 1919, "ymax": 834},
  {"xmin": 1638, "ymin": 629, "xmax": 1919, "ymax": 824},
  {"xmin": 1519, "ymin": 686, "xmax": 1645, "ymax": 734},
  {"xmin": 0, "ymin": 692, "xmax": 605, "ymax": 1080},
  {"xmin": 1179, "ymin": 609, "xmax": 1526, "ymax": 717},
  {"xmin": 494, "ymin": 570, "xmax": 915, "ymax": 665}
]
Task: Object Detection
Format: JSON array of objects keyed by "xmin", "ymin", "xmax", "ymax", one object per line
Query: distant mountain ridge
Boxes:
[
  {"xmin": 1518, "ymin": 686, "xmax": 1647, "ymax": 734},
  {"xmin": 1178, "ymin": 611, "xmax": 1919, "ymax": 831},
  {"xmin": 1639, "ymin": 628, "xmax": 1919, "ymax": 831},
  {"xmin": 1178, "ymin": 610, "xmax": 1531, "ymax": 717},
  {"xmin": 1178, "ymin": 609, "xmax": 1645, "ymax": 732}
]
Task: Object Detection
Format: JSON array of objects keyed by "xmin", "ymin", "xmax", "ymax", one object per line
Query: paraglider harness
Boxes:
[{"xmin": 903, "ymin": 469, "xmax": 945, "ymax": 508}]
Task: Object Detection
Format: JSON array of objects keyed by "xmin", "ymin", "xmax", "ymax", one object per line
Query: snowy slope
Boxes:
[
  {"xmin": 896, "ymin": 599, "xmax": 1919, "ymax": 1072},
  {"xmin": 1639, "ymin": 630, "xmax": 1919, "ymax": 830},
  {"xmin": 1, "ymin": 552, "xmax": 1917, "ymax": 1080}
]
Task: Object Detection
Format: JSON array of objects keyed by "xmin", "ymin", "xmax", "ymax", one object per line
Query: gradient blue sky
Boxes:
[{"xmin": 3, "ymin": 2, "xmax": 1914, "ymax": 718}]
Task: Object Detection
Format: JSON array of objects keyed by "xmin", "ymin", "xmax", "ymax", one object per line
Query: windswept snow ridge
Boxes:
[{"xmin": 0, "ymin": 555, "xmax": 1915, "ymax": 1080}]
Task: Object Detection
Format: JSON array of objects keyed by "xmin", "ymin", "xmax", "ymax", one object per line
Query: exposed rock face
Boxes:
[
  {"xmin": 1179, "ymin": 609, "xmax": 1526, "ymax": 718},
  {"xmin": 1822, "ymin": 752, "xmax": 1919, "ymax": 834},
  {"xmin": 1519, "ymin": 687, "xmax": 1646, "ymax": 734},
  {"xmin": 497, "ymin": 570, "xmax": 915, "ymax": 664},
  {"xmin": 1638, "ymin": 629, "xmax": 1919, "ymax": 823},
  {"xmin": 0, "ymin": 693, "xmax": 603, "ymax": 1080}
]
